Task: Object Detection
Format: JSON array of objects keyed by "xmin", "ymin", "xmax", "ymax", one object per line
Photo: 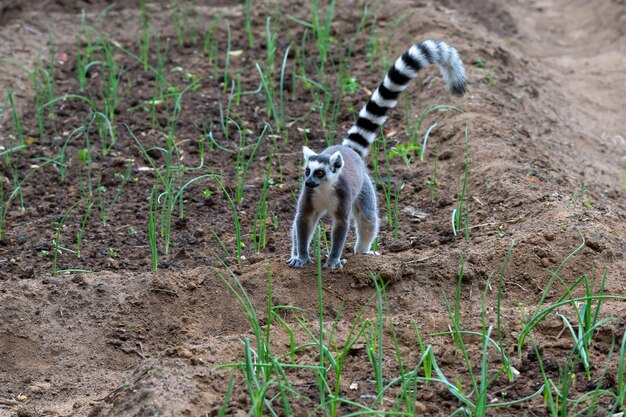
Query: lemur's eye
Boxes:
[
  {"xmin": 314, "ymin": 170, "xmax": 325, "ymax": 178},
  {"xmin": 305, "ymin": 168, "xmax": 310, "ymax": 176}
]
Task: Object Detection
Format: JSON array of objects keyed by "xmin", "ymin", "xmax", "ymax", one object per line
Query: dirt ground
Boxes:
[{"xmin": 1, "ymin": 0, "xmax": 625, "ymax": 416}]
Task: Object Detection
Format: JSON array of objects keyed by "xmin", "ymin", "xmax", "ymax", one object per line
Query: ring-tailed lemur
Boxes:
[{"xmin": 288, "ymin": 40, "xmax": 466, "ymax": 269}]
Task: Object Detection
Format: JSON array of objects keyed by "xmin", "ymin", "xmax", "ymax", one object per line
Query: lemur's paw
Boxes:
[
  {"xmin": 323, "ymin": 258, "xmax": 346, "ymax": 270},
  {"xmin": 287, "ymin": 256, "xmax": 312, "ymax": 268}
]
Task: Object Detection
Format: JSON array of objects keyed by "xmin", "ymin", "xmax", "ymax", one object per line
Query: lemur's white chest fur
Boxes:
[{"xmin": 311, "ymin": 184, "xmax": 339, "ymax": 214}]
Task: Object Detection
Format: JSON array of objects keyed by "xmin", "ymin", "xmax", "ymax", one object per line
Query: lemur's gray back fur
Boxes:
[
  {"xmin": 288, "ymin": 39, "xmax": 466, "ymax": 269},
  {"xmin": 342, "ymin": 40, "xmax": 465, "ymax": 157}
]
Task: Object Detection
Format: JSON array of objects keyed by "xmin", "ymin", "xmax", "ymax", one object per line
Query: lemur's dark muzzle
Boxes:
[{"xmin": 305, "ymin": 178, "xmax": 319, "ymax": 188}]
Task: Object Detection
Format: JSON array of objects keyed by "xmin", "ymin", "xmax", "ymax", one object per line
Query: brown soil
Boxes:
[{"xmin": 1, "ymin": 0, "xmax": 625, "ymax": 416}]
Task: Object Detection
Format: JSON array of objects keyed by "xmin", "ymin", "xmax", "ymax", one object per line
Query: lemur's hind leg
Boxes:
[{"xmin": 353, "ymin": 179, "xmax": 378, "ymax": 253}]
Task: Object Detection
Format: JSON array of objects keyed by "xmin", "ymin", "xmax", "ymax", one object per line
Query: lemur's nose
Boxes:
[{"xmin": 305, "ymin": 180, "xmax": 318, "ymax": 188}]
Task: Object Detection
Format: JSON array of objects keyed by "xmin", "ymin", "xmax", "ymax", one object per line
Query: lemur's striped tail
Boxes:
[{"xmin": 342, "ymin": 40, "xmax": 466, "ymax": 157}]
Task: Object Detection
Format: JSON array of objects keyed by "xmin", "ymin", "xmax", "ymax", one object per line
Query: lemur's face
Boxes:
[{"xmin": 302, "ymin": 147, "xmax": 343, "ymax": 189}]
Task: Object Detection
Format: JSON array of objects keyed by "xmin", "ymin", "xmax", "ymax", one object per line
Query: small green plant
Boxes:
[
  {"xmin": 339, "ymin": 75, "xmax": 359, "ymax": 93},
  {"xmin": 76, "ymin": 11, "xmax": 96, "ymax": 91},
  {"xmin": 100, "ymin": 40, "xmax": 122, "ymax": 145},
  {"xmin": 410, "ymin": 104, "xmax": 464, "ymax": 149},
  {"xmin": 569, "ymin": 180, "xmax": 593, "ymax": 208},
  {"xmin": 223, "ymin": 22, "xmax": 232, "ymax": 91},
  {"xmin": 496, "ymin": 242, "xmax": 516, "ymax": 381},
  {"xmin": 244, "ymin": 0, "xmax": 254, "ymax": 47},
  {"xmin": 5, "ymin": 93, "xmax": 26, "ymax": 212},
  {"xmin": 32, "ymin": 61, "xmax": 47, "ymax": 139},
  {"xmin": 474, "ymin": 58, "xmax": 487, "ymax": 68},
  {"xmin": 373, "ymin": 131, "xmax": 402, "ymax": 238},
  {"xmin": 52, "ymin": 201, "xmax": 80, "ymax": 275},
  {"xmin": 426, "ymin": 158, "xmax": 438, "ymax": 202},
  {"xmin": 203, "ymin": 14, "xmax": 222, "ymax": 73},
  {"xmin": 364, "ymin": 274, "xmax": 385, "ymax": 403},
  {"xmin": 0, "ymin": 175, "xmax": 5, "ymax": 240},
  {"xmin": 8, "ymin": 91, "xmax": 24, "ymax": 146},
  {"xmin": 235, "ymin": 124, "xmax": 268, "ymax": 204},
  {"xmin": 148, "ymin": 185, "xmax": 158, "ymax": 271},
  {"xmin": 615, "ymin": 331, "xmax": 626, "ymax": 412},
  {"xmin": 170, "ymin": 1, "xmax": 198, "ymax": 46},
  {"xmin": 98, "ymin": 161, "xmax": 133, "ymax": 225},
  {"xmin": 76, "ymin": 200, "xmax": 93, "ymax": 258},
  {"xmin": 208, "ymin": 167, "xmax": 243, "ymax": 261},
  {"xmin": 212, "ymin": 256, "xmax": 292, "ymax": 416},
  {"xmin": 452, "ymin": 126, "xmax": 470, "ymax": 241},
  {"xmin": 251, "ymin": 155, "xmax": 273, "ymax": 252},
  {"xmin": 138, "ymin": 0, "xmax": 151, "ymax": 71},
  {"xmin": 264, "ymin": 16, "xmax": 276, "ymax": 74},
  {"xmin": 379, "ymin": 12, "xmax": 412, "ymax": 69},
  {"xmin": 311, "ymin": 0, "xmax": 337, "ymax": 72},
  {"xmin": 387, "ymin": 143, "xmax": 420, "ymax": 166},
  {"xmin": 278, "ymin": 44, "xmax": 291, "ymax": 134},
  {"xmin": 484, "ymin": 62, "xmax": 500, "ymax": 86},
  {"xmin": 413, "ymin": 322, "xmax": 432, "ymax": 382},
  {"xmin": 420, "ymin": 123, "xmax": 438, "ymax": 161},
  {"xmin": 518, "ymin": 234, "xmax": 626, "ymax": 363},
  {"xmin": 217, "ymin": 80, "xmax": 237, "ymax": 141},
  {"xmin": 556, "ymin": 271, "xmax": 610, "ymax": 378},
  {"xmin": 256, "ymin": 64, "xmax": 281, "ymax": 132}
]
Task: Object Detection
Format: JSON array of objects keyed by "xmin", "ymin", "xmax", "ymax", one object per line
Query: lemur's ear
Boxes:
[
  {"xmin": 329, "ymin": 151, "xmax": 343, "ymax": 172},
  {"xmin": 302, "ymin": 146, "xmax": 317, "ymax": 161}
]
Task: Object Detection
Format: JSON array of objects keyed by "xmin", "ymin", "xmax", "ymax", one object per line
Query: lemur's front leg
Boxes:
[
  {"xmin": 324, "ymin": 215, "xmax": 349, "ymax": 269},
  {"xmin": 287, "ymin": 212, "xmax": 316, "ymax": 268}
]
